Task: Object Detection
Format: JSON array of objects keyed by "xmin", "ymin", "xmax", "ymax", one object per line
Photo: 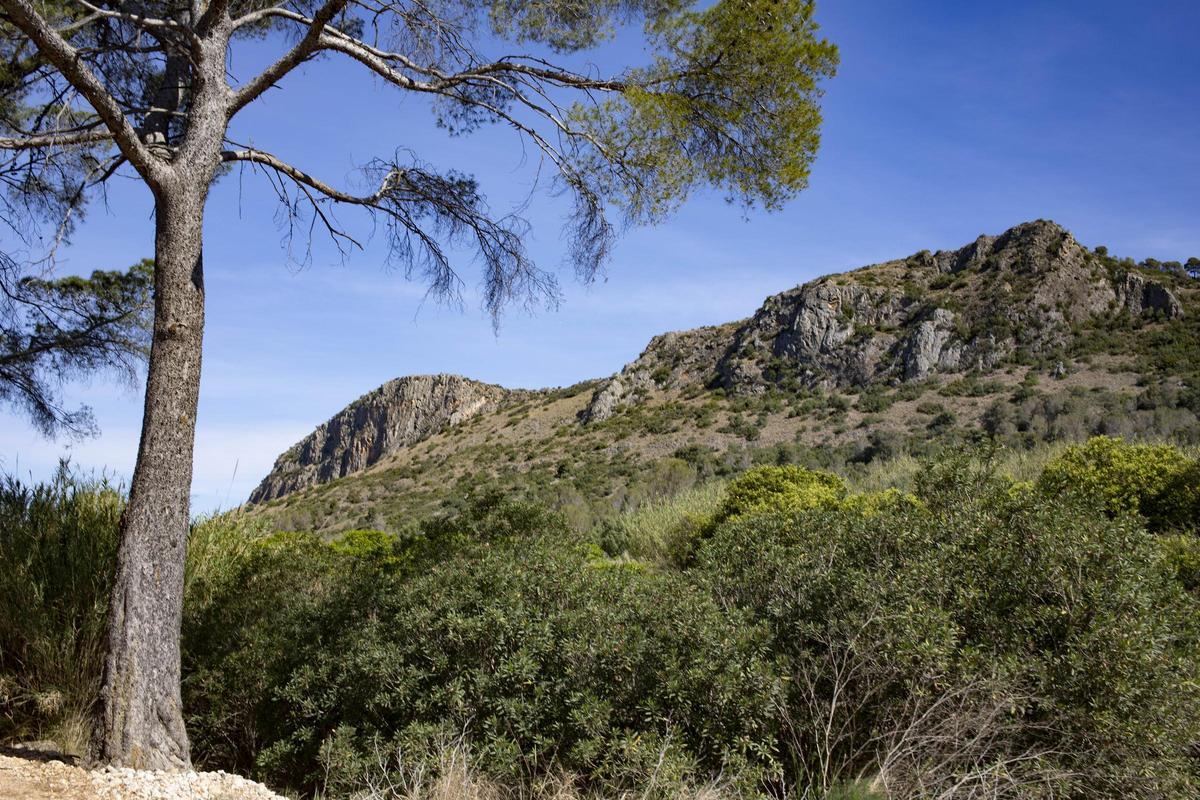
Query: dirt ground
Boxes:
[
  {"xmin": 0, "ymin": 749, "xmax": 87, "ymax": 799},
  {"xmin": 0, "ymin": 748, "xmax": 286, "ymax": 800}
]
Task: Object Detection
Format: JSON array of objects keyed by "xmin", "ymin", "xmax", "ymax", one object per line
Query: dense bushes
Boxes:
[
  {"xmin": 5, "ymin": 438, "xmax": 1200, "ymax": 799},
  {"xmin": 184, "ymin": 500, "xmax": 780, "ymax": 795},
  {"xmin": 1037, "ymin": 436, "xmax": 1200, "ymax": 532},
  {"xmin": 697, "ymin": 455, "xmax": 1200, "ymax": 797}
]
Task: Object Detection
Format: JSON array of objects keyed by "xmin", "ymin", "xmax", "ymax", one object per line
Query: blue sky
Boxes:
[{"xmin": 3, "ymin": 0, "xmax": 1199, "ymax": 512}]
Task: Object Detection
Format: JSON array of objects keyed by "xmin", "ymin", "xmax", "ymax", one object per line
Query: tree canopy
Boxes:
[
  {"xmin": 0, "ymin": 257, "xmax": 151, "ymax": 436},
  {"xmin": 0, "ymin": 0, "xmax": 837, "ymax": 311}
]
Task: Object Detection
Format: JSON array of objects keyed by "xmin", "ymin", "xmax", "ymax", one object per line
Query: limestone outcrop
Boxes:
[
  {"xmin": 583, "ymin": 220, "xmax": 1184, "ymax": 419},
  {"xmin": 249, "ymin": 375, "xmax": 512, "ymax": 503}
]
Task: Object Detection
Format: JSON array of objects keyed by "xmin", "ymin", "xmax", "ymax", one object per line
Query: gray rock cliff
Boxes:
[
  {"xmin": 582, "ymin": 322, "xmax": 740, "ymax": 423},
  {"xmin": 249, "ymin": 374, "xmax": 511, "ymax": 503},
  {"xmin": 583, "ymin": 220, "xmax": 1184, "ymax": 420}
]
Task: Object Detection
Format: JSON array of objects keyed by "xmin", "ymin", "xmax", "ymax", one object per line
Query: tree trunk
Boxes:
[{"xmin": 91, "ymin": 185, "xmax": 206, "ymax": 770}]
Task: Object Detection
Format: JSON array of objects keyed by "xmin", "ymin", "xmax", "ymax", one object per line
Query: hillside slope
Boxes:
[{"xmin": 246, "ymin": 221, "xmax": 1199, "ymax": 534}]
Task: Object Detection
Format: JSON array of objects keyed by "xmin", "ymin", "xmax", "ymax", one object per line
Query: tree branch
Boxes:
[
  {"xmin": 234, "ymin": 7, "xmax": 628, "ymax": 93},
  {"xmin": 0, "ymin": 0, "xmax": 164, "ymax": 184},
  {"xmin": 221, "ymin": 145, "xmax": 394, "ymax": 205},
  {"xmin": 228, "ymin": 0, "xmax": 350, "ymax": 117},
  {"xmin": 68, "ymin": 0, "xmax": 196, "ymax": 37},
  {"xmin": 0, "ymin": 128, "xmax": 114, "ymax": 150},
  {"xmin": 220, "ymin": 144, "xmax": 555, "ymax": 318}
]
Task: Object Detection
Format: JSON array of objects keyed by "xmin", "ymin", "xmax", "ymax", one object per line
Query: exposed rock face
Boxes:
[
  {"xmin": 713, "ymin": 221, "xmax": 1121, "ymax": 391},
  {"xmin": 583, "ymin": 220, "xmax": 1185, "ymax": 419},
  {"xmin": 582, "ymin": 322, "xmax": 739, "ymax": 422},
  {"xmin": 903, "ymin": 308, "xmax": 961, "ymax": 380},
  {"xmin": 716, "ymin": 280, "xmax": 907, "ymax": 392},
  {"xmin": 1119, "ymin": 272, "xmax": 1185, "ymax": 318},
  {"xmin": 249, "ymin": 375, "xmax": 511, "ymax": 503}
]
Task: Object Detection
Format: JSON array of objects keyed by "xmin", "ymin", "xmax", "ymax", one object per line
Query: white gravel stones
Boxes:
[{"xmin": 88, "ymin": 765, "xmax": 289, "ymax": 799}]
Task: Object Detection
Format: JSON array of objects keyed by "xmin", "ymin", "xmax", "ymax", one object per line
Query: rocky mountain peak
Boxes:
[
  {"xmin": 248, "ymin": 221, "xmax": 1190, "ymax": 505},
  {"xmin": 583, "ymin": 220, "xmax": 1184, "ymax": 421},
  {"xmin": 249, "ymin": 374, "xmax": 514, "ymax": 503}
]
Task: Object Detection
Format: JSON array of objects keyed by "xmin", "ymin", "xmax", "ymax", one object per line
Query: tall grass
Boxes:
[
  {"xmin": 843, "ymin": 443, "xmax": 1076, "ymax": 494},
  {"xmin": 0, "ymin": 468, "xmax": 266, "ymax": 755},
  {"xmin": 184, "ymin": 510, "xmax": 270, "ymax": 609},
  {"xmin": 347, "ymin": 736, "xmax": 759, "ymax": 800},
  {"xmin": 602, "ymin": 438, "xmax": 1200, "ymax": 569},
  {"xmin": 597, "ymin": 481, "xmax": 726, "ymax": 565},
  {"xmin": 0, "ymin": 465, "xmax": 121, "ymax": 754}
]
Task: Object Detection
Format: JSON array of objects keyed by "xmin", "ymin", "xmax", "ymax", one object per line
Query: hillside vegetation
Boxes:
[
  {"xmin": 5, "ymin": 221, "xmax": 1198, "ymax": 798},
  {"xmin": 246, "ymin": 221, "xmax": 1200, "ymax": 536},
  {"xmin": 3, "ymin": 437, "xmax": 1200, "ymax": 799}
]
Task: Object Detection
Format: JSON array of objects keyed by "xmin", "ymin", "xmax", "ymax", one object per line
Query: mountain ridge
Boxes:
[
  {"xmin": 582, "ymin": 220, "xmax": 1182, "ymax": 421},
  {"xmin": 246, "ymin": 220, "xmax": 1197, "ymax": 530}
]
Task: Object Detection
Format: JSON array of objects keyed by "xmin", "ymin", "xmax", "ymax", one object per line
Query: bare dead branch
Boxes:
[
  {"xmin": 68, "ymin": 0, "xmax": 197, "ymax": 37},
  {"xmin": 234, "ymin": 6, "xmax": 627, "ymax": 93},
  {"xmin": 228, "ymin": 0, "xmax": 351, "ymax": 116},
  {"xmin": 221, "ymin": 146, "xmax": 397, "ymax": 205}
]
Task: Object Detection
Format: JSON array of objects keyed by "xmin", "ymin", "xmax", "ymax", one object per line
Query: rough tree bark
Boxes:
[
  {"xmin": 90, "ymin": 184, "xmax": 207, "ymax": 770},
  {"xmin": 87, "ymin": 14, "xmax": 232, "ymax": 766}
]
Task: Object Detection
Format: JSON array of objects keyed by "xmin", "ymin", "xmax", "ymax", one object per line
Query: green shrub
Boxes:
[
  {"xmin": 659, "ymin": 466, "xmax": 850, "ymax": 569},
  {"xmin": 1162, "ymin": 534, "xmax": 1200, "ymax": 592},
  {"xmin": 184, "ymin": 513, "xmax": 270, "ymax": 611},
  {"xmin": 186, "ymin": 524, "xmax": 780, "ymax": 794},
  {"xmin": 839, "ymin": 487, "xmax": 922, "ymax": 517},
  {"xmin": 184, "ymin": 493, "xmax": 563, "ymax": 776},
  {"xmin": 926, "ymin": 409, "xmax": 957, "ymax": 432},
  {"xmin": 183, "ymin": 530, "xmax": 340, "ymax": 774},
  {"xmin": 915, "ymin": 400, "xmax": 944, "ymax": 416},
  {"xmin": 713, "ymin": 465, "xmax": 845, "ymax": 525},
  {"xmin": 892, "ymin": 382, "xmax": 926, "ymax": 402},
  {"xmin": 718, "ymin": 412, "xmax": 762, "ymax": 441},
  {"xmin": 855, "ymin": 390, "xmax": 893, "ymax": 413},
  {"xmin": 1153, "ymin": 461, "xmax": 1200, "ymax": 534},
  {"xmin": 826, "ymin": 394, "xmax": 850, "ymax": 413},
  {"xmin": 697, "ymin": 455, "xmax": 1200, "ymax": 797},
  {"xmin": 1037, "ymin": 436, "xmax": 1200, "ymax": 532}
]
